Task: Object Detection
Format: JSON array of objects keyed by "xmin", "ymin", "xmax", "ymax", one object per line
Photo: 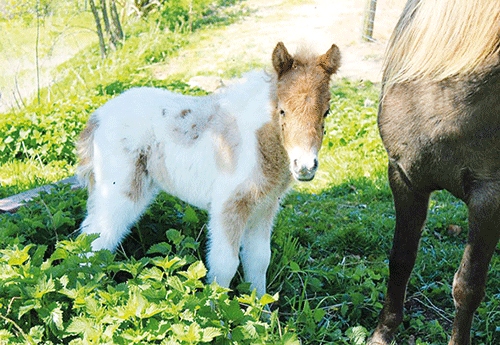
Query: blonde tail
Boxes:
[{"xmin": 76, "ymin": 114, "xmax": 99, "ymax": 189}]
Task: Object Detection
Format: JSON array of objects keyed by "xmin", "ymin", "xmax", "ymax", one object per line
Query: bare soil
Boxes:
[{"xmin": 155, "ymin": 0, "xmax": 406, "ymax": 84}]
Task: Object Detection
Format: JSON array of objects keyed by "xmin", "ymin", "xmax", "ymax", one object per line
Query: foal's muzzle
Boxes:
[{"xmin": 290, "ymin": 150, "xmax": 319, "ymax": 182}]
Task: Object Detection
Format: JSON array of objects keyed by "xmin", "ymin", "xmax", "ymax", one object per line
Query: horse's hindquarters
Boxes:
[
  {"xmin": 379, "ymin": 74, "xmax": 500, "ymax": 200},
  {"xmin": 375, "ymin": 70, "xmax": 500, "ymax": 344}
]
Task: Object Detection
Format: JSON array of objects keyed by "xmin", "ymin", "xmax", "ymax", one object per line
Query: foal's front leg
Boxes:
[
  {"xmin": 240, "ymin": 200, "xmax": 279, "ymax": 296},
  {"xmin": 206, "ymin": 190, "xmax": 256, "ymax": 289}
]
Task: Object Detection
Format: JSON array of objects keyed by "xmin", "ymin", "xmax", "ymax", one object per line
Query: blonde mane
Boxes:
[
  {"xmin": 291, "ymin": 45, "xmax": 319, "ymax": 66},
  {"xmin": 383, "ymin": 0, "xmax": 500, "ymax": 88}
]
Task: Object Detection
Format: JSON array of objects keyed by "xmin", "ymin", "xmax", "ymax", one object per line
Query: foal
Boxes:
[{"xmin": 77, "ymin": 42, "xmax": 340, "ymax": 296}]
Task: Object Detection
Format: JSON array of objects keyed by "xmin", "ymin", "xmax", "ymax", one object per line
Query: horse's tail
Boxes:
[
  {"xmin": 383, "ymin": 0, "xmax": 500, "ymax": 90},
  {"xmin": 76, "ymin": 113, "xmax": 99, "ymax": 190}
]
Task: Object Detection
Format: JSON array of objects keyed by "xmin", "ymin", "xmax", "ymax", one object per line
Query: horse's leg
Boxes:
[
  {"xmin": 449, "ymin": 181, "xmax": 500, "ymax": 345},
  {"xmin": 240, "ymin": 200, "xmax": 279, "ymax": 296},
  {"xmin": 80, "ymin": 165, "xmax": 158, "ymax": 252},
  {"xmin": 369, "ymin": 163, "xmax": 431, "ymax": 345},
  {"xmin": 206, "ymin": 190, "xmax": 256, "ymax": 289}
]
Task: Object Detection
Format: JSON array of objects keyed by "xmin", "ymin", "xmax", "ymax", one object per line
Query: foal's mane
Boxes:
[
  {"xmin": 383, "ymin": 0, "xmax": 500, "ymax": 89},
  {"xmin": 290, "ymin": 45, "xmax": 319, "ymax": 66}
]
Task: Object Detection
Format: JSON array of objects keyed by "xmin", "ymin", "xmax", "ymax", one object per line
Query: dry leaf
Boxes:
[{"xmin": 448, "ymin": 224, "xmax": 463, "ymax": 236}]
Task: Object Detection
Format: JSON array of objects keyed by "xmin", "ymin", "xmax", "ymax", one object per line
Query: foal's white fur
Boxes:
[{"xmin": 78, "ymin": 42, "xmax": 340, "ymax": 296}]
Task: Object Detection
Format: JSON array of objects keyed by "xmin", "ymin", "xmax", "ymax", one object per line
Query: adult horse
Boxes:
[
  {"xmin": 370, "ymin": 0, "xmax": 500, "ymax": 344},
  {"xmin": 77, "ymin": 42, "xmax": 340, "ymax": 297}
]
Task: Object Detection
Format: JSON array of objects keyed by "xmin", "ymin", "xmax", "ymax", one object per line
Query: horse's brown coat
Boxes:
[{"xmin": 370, "ymin": 1, "xmax": 500, "ymax": 344}]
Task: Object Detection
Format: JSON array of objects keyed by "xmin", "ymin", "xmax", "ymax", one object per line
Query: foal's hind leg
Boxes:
[
  {"xmin": 369, "ymin": 163, "xmax": 431, "ymax": 345},
  {"xmin": 449, "ymin": 182, "xmax": 500, "ymax": 345},
  {"xmin": 81, "ymin": 161, "xmax": 158, "ymax": 252}
]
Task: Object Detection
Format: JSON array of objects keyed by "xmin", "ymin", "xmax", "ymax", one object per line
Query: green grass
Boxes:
[
  {"xmin": 2, "ymin": 77, "xmax": 499, "ymax": 344},
  {"xmin": 1, "ymin": 2, "xmax": 499, "ymax": 344},
  {"xmin": 0, "ymin": 160, "xmax": 74, "ymax": 199}
]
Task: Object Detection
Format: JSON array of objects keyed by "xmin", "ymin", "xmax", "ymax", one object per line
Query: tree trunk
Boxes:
[
  {"xmin": 110, "ymin": 0, "xmax": 124, "ymax": 41},
  {"xmin": 100, "ymin": 0, "xmax": 117, "ymax": 50},
  {"xmin": 89, "ymin": 0, "xmax": 107, "ymax": 58}
]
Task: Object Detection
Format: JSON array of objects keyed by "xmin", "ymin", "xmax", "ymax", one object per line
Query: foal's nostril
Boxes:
[{"xmin": 293, "ymin": 158, "xmax": 318, "ymax": 174}]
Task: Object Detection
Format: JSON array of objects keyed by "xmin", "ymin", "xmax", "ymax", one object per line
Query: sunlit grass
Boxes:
[{"xmin": 0, "ymin": 159, "xmax": 75, "ymax": 198}]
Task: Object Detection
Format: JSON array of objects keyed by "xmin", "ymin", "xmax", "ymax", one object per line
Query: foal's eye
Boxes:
[{"xmin": 280, "ymin": 109, "xmax": 286, "ymax": 117}]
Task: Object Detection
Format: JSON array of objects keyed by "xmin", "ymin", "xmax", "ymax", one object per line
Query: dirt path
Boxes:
[{"xmin": 155, "ymin": 0, "xmax": 406, "ymax": 85}]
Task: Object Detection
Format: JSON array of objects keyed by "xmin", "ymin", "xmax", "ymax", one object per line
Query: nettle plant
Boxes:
[
  {"xmin": 0, "ymin": 238, "xmax": 298, "ymax": 344},
  {"xmin": 0, "ymin": 186, "xmax": 299, "ymax": 344}
]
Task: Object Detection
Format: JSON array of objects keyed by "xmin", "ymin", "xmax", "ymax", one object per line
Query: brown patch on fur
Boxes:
[
  {"xmin": 212, "ymin": 110, "xmax": 241, "ymax": 174},
  {"xmin": 220, "ymin": 122, "xmax": 293, "ymax": 254},
  {"xmin": 126, "ymin": 148, "xmax": 150, "ymax": 202},
  {"xmin": 148, "ymin": 142, "xmax": 174, "ymax": 191},
  {"xmin": 256, "ymin": 122, "xmax": 291, "ymax": 193},
  {"xmin": 77, "ymin": 114, "xmax": 99, "ymax": 189},
  {"xmin": 171, "ymin": 109, "xmax": 211, "ymax": 146},
  {"xmin": 180, "ymin": 109, "xmax": 192, "ymax": 118},
  {"xmin": 221, "ymin": 189, "xmax": 257, "ymax": 255}
]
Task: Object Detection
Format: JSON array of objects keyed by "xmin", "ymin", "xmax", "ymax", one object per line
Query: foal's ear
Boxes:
[
  {"xmin": 317, "ymin": 44, "xmax": 341, "ymax": 75},
  {"xmin": 272, "ymin": 42, "xmax": 294, "ymax": 78}
]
